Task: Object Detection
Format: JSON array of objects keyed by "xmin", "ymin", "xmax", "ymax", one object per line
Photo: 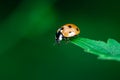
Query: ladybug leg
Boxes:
[
  {"xmin": 75, "ymin": 35, "xmax": 80, "ymax": 38},
  {"xmin": 64, "ymin": 37, "xmax": 70, "ymax": 43},
  {"xmin": 66, "ymin": 37, "xmax": 70, "ymax": 41}
]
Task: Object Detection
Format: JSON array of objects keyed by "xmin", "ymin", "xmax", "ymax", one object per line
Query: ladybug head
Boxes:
[{"xmin": 55, "ymin": 29, "xmax": 64, "ymax": 44}]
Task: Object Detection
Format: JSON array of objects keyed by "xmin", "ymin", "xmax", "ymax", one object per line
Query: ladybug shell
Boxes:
[{"xmin": 60, "ymin": 24, "xmax": 80, "ymax": 37}]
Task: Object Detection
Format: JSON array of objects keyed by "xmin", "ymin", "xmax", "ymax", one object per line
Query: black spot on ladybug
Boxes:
[
  {"xmin": 61, "ymin": 27, "xmax": 64, "ymax": 30},
  {"xmin": 76, "ymin": 28, "xmax": 79, "ymax": 31},
  {"xmin": 68, "ymin": 25, "xmax": 72, "ymax": 28},
  {"xmin": 69, "ymin": 31, "xmax": 71, "ymax": 33}
]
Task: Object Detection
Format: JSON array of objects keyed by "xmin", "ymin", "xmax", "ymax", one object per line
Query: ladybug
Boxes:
[{"xmin": 55, "ymin": 24, "xmax": 80, "ymax": 44}]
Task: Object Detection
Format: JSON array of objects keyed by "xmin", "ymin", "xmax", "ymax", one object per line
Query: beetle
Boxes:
[{"xmin": 55, "ymin": 24, "xmax": 80, "ymax": 44}]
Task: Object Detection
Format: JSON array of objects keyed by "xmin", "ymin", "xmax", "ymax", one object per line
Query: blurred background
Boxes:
[{"xmin": 0, "ymin": 0, "xmax": 120, "ymax": 80}]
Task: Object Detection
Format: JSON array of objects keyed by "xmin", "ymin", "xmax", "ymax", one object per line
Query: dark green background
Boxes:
[{"xmin": 0, "ymin": 0, "xmax": 120, "ymax": 80}]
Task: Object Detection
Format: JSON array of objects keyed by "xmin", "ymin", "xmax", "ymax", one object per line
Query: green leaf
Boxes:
[{"xmin": 71, "ymin": 37, "xmax": 120, "ymax": 61}]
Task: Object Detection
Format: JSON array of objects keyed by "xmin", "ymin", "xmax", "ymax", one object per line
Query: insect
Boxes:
[{"xmin": 55, "ymin": 24, "xmax": 80, "ymax": 44}]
